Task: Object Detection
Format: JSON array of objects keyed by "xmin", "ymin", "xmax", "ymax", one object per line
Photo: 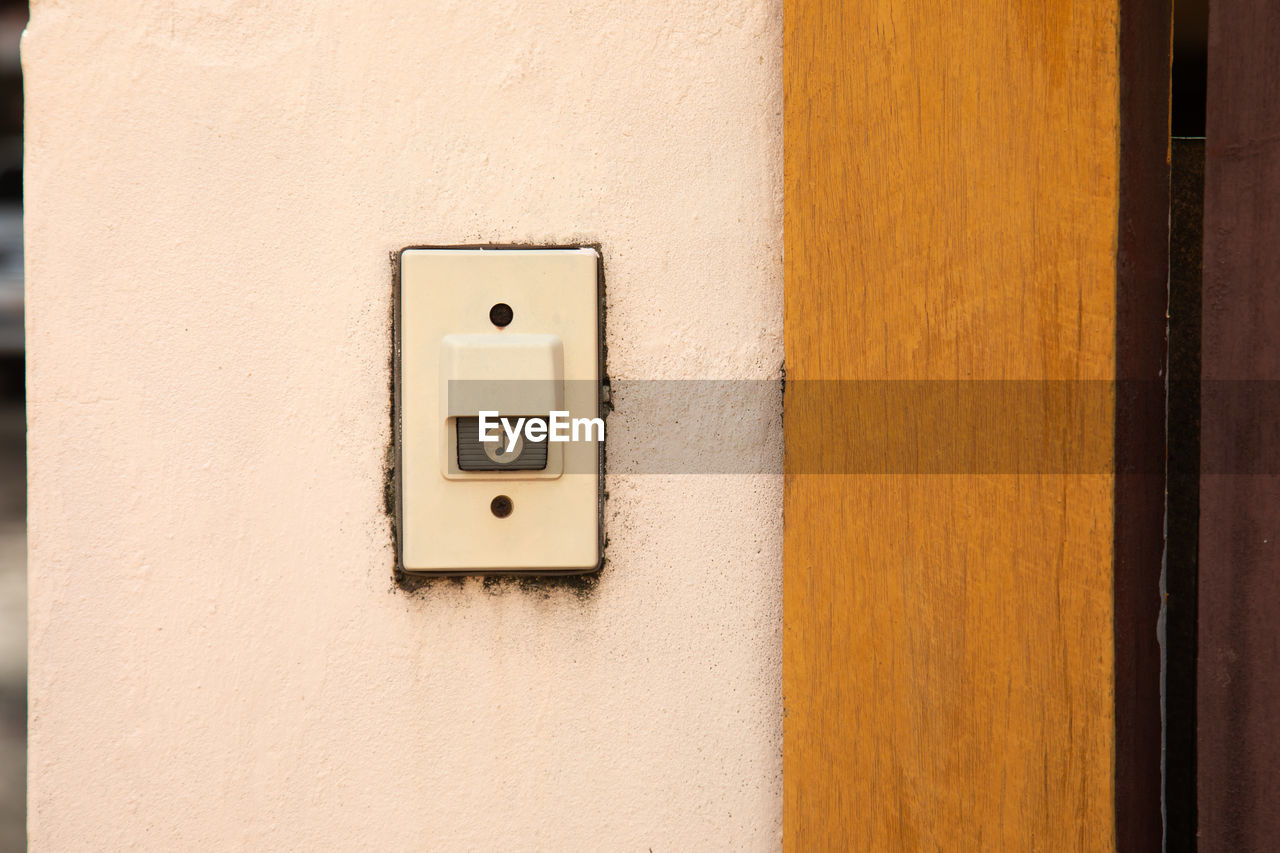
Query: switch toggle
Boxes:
[
  {"xmin": 439, "ymin": 332, "xmax": 564, "ymax": 478},
  {"xmin": 455, "ymin": 417, "xmax": 548, "ymax": 471}
]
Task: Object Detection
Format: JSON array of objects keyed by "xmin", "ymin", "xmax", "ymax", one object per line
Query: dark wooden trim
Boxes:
[
  {"xmin": 1166, "ymin": 138, "xmax": 1204, "ymax": 853},
  {"xmin": 1114, "ymin": 0, "xmax": 1171, "ymax": 848},
  {"xmin": 1198, "ymin": 0, "xmax": 1280, "ymax": 848}
]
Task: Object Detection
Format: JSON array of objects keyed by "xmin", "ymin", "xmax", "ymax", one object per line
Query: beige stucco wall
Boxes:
[{"xmin": 24, "ymin": 0, "xmax": 782, "ymax": 849}]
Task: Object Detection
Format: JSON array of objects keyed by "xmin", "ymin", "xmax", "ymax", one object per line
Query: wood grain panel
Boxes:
[
  {"xmin": 1198, "ymin": 0, "xmax": 1280, "ymax": 847},
  {"xmin": 783, "ymin": 0, "xmax": 1167, "ymax": 848}
]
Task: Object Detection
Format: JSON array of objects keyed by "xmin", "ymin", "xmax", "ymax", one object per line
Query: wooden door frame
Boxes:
[{"xmin": 782, "ymin": 0, "xmax": 1171, "ymax": 847}]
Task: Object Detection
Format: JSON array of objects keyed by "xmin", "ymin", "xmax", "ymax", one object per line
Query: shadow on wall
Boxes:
[
  {"xmin": 0, "ymin": 359, "xmax": 22, "ymax": 851},
  {"xmin": 0, "ymin": 0, "xmax": 23, "ymax": 848}
]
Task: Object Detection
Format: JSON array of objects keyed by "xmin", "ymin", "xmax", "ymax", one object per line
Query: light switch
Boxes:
[{"xmin": 396, "ymin": 247, "xmax": 603, "ymax": 575}]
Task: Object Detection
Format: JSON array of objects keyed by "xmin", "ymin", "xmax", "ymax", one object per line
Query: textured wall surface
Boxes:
[{"xmin": 24, "ymin": 1, "xmax": 783, "ymax": 848}]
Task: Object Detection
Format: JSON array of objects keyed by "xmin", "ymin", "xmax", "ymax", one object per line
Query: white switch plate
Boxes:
[{"xmin": 396, "ymin": 247, "xmax": 603, "ymax": 575}]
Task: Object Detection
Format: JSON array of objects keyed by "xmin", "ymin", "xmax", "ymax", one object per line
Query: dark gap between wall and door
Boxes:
[{"xmin": 1165, "ymin": 0, "xmax": 1208, "ymax": 849}]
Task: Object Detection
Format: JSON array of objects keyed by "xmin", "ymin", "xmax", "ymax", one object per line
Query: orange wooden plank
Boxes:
[{"xmin": 783, "ymin": 0, "xmax": 1167, "ymax": 847}]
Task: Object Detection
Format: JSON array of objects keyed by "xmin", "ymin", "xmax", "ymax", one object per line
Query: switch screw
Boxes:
[
  {"xmin": 489, "ymin": 303, "xmax": 514, "ymax": 327},
  {"xmin": 490, "ymin": 495, "xmax": 514, "ymax": 518}
]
